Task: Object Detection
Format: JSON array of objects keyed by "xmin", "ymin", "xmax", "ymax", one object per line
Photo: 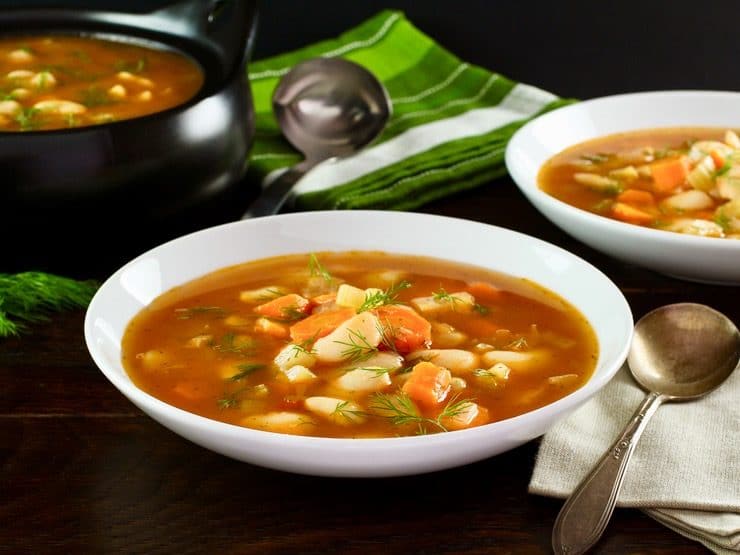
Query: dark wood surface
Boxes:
[{"xmin": 2, "ymin": 1, "xmax": 737, "ymax": 553}]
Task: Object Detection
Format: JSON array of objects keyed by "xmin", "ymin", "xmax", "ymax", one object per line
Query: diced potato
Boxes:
[
  {"xmin": 473, "ymin": 363, "xmax": 511, "ymax": 387},
  {"xmin": 283, "ymin": 365, "xmax": 317, "ymax": 384},
  {"xmin": 573, "ymin": 172, "xmax": 621, "ymax": 193},
  {"xmin": 224, "ymin": 315, "xmax": 251, "ymax": 327},
  {"xmin": 136, "ymin": 349, "xmax": 168, "ymax": 369},
  {"xmin": 725, "ymin": 130, "xmax": 740, "ymax": 148},
  {"xmin": 304, "ymin": 396, "xmax": 365, "ymax": 425},
  {"xmin": 431, "ymin": 322, "xmax": 467, "ymax": 348},
  {"xmin": 408, "ymin": 349, "xmax": 479, "ymax": 373},
  {"xmin": 608, "ymin": 165, "xmax": 639, "ymax": 183},
  {"xmin": 254, "ymin": 317, "xmax": 289, "ymax": 338},
  {"xmin": 313, "ymin": 312, "xmax": 381, "ymax": 363},
  {"xmin": 274, "ymin": 343, "xmax": 317, "ymax": 370},
  {"xmin": 717, "ymin": 175, "xmax": 740, "ymax": 200},
  {"xmin": 335, "ymin": 283, "xmax": 366, "ymax": 309},
  {"xmin": 252, "ymin": 384, "xmax": 269, "ymax": 397},
  {"xmin": 661, "ymin": 189, "xmax": 713, "ymax": 212},
  {"xmin": 547, "ymin": 373, "xmax": 580, "ymax": 387},
  {"xmin": 186, "ymin": 334, "xmax": 212, "ymax": 348},
  {"xmin": 439, "ymin": 401, "xmax": 488, "ymax": 431},
  {"xmin": 488, "ymin": 362, "xmax": 511, "ymax": 381},
  {"xmin": 335, "ymin": 368, "xmax": 392, "ymax": 393},
  {"xmin": 241, "ymin": 411, "xmax": 317, "ymax": 435},
  {"xmin": 410, "ymin": 291, "xmax": 475, "ymax": 316},
  {"xmin": 239, "ymin": 286, "xmax": 288, "ymax": 304},
  {"xmin": 636, "ymin": 164, "xmax": 652, "ymax": 178},
  {"xmin": 137, "ymin": 90, "xmax": 153, "ymax": 102},
  {"xmin": 686, "ymin": 155, "xmax": 716, "ymax": 191}
]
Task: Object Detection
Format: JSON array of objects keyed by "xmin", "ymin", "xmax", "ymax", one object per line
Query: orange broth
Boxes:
[
  {"xmin": 121, "ymin": 251, "xmax": 599, "ymax": 438},
  {"xmin": 538, "ymin": 128, "xmax": 740, "ymax": 238},
  {"xmin": 0, "ymin": 35, "xmax": 203, "ymax": 131}
]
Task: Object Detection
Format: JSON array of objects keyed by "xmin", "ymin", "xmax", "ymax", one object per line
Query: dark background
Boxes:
[{"xmin": 1, "ymin": 2, "xmax": 737, "ymax": 554}]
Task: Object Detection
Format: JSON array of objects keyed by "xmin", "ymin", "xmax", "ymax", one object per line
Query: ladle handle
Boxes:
[
  {"xmin": 241, "ymin": 165, "xmax": 307, "ymax": 219},
  {"xmin": 552, "ymin": 391, "xmax": 665, "ymax": 555}
]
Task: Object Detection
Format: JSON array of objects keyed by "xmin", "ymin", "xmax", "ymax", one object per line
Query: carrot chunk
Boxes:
[
  {"xmin": 616, "ymin": 189, "xmax": 655, "ymax": 206},
  {"xmin": 439, "ymin": 402, "xmax": 489, "ymax": 431},
  {"xmin": 465, "ymin": 281, "xmax": 501, "ymax": 301},
  {"xmin": 611, "ymin": 202, "xmax": 655, "ymax": 225},
  {"xmin": 710, "ymin": 149, "xmax": 726, "ymax": 171},
  {"xmin": 374, "ymin": 305, "xmax": 432, "ymax": 353},
  {"xmin": 402, "ymin": 361, "xmax": 451, "ymax": 408},
  {"xmin": 649, "ymin": 156, "xmax": 688, "ymax": 193},
  {"xmin": 254, "ymin": 293, "xmax": 311, "ymax": 321},
  {"xmin": 289, "ymin": 307, "xmax": 355, "ymax": 344}
]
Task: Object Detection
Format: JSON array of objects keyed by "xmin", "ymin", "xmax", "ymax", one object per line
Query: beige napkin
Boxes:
[{"xmin": 529, "ymin": 364, "xmax": 740, "ymax": 554}]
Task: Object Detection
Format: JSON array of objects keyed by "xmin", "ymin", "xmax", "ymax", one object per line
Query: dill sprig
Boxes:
[
  {"xmin": 228, "ymin": 363, "xmax": 264, "ymax": 382},
  {"xmin": 357, "ymin": 280, "xmax": 411, "ymax": 313},
  {"xmin": 308, "ymin": 253, "xmax": 333, "ymax": 283},
  {"xmin": 369, "ymin": 392, "xmax": 476, "ymax": 434},
  {"xmin": 0, "ymin": 272, "xmax": 99, "ymax": 337},
  {"xmin": 175, "ymin": 306, "xmax": 227, "ymax": 319},
  {"xmin": 334, "ymin": 328, "xmax": 379, "ymax": 363}
]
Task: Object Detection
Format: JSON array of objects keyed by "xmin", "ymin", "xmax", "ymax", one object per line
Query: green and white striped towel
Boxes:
[{"xmin": 246, "ymin": 9, "xmax": 574, "ymax": 211}]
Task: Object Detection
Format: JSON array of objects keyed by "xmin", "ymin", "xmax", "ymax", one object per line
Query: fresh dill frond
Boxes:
[
  {"xmin": 217, "ymin": 394, "xmax": 240, "ymax": 409},
  {"xmin": 257, "ymin": 288, "xmax": 286, "ymax": 301},
  {"xmin": 331, "ymin": 400, "xmax": 367, "ymax": 423},
  {"xmin": 368, "ymin": 392, "xmax": 476, "ymax": 434},
  {"xmin": 714, "ymin": 211, "xmax": 731, "ymax": 231},
  {"xmin": 14, "ymin": 107, "xmax": 41, "ymax": 131},
  {"xmin": 279, "ymin": 305, "xmax": 307, "ymax": 322},
  {"xmin": 355, "ymin": 366, "xmax": 393, "ymax": 377},
  {"xmin": 80, "ymin": 86, "xmax": 114, "ymax": 107},
  {"xmin": 504, "ymin": 337, "xmax": 528, "ymax": 351},
  {"xmin": 211, "ymin": 332, "xmax": 256, "ymax": 356},
  {"xmin": 473, "ymin": 303, "xmax": 489, "ymax": 315},
  {"xmin": 290, "ymin": 341, "xmax": 315, "ymax": 358},
  {"xmin": 376, "ymin": 318, "xmax": 400, "ymax": 353},
  {"xmin": 228, "ymin": 363, "xmax": 264, "ymax": 381},
  {"xmin": 0, "ymin": 272, "xmax": 99, "ymax": 337},
  {"xmin": 308, "ymin": 253, "xmax": 333, "ymax": 283},
  {"xmin": 579, "ymin": 153, "xmax": 611, "ymax": 164},
  {"xmin": 357, "ymin": 280, "xmax": 411, "ymax": 312},
  {"xmin": 174, "ymin": 306, "xmax": 227, "ymax": 319},
  {"xmin": 334, "ymin": 328, "xmax": 379, "ymax": 363}
]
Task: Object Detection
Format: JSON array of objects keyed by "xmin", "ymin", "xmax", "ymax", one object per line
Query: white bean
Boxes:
[
  {"xmin": 408, "ymin": 349, "xmax": 479, "ymax": 372},
  {"xmin": 33, "ymin": 100, "xmax": 87, "ymax": 115},
  {"xmin": 313, "ymin": 312, "xmax": 381, "ymax": 363}
]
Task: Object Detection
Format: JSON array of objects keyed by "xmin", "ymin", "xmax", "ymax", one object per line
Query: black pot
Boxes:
[{"xmin": 1, "ymin": 0, "xmax": 259, "ymax": 274}]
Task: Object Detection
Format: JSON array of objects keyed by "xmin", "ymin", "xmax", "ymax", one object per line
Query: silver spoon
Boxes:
[
  {"xmin": 552, "ymin": 303, "xmax": 740, "ymax": 555},
  {"xmin": 242, "ymin": 57, "xmax": 391, "ymax": 219}
]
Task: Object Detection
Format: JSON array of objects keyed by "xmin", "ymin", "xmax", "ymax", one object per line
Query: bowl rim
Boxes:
[
  {"xmin": 84, "ymin": 211, "xmax": 633, "ymax": 456},
  {"xmin": 505, "ymin": 89, "xmax": 740, "ymax": 253}
]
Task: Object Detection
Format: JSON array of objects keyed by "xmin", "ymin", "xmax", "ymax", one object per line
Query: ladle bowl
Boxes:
[{"xmin": 242, "ymin": 57, "xmax": 391, "ymax": 218}]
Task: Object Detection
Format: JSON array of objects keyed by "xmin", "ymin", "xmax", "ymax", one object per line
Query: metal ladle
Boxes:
[
  {"xmin": 552, "ymin": 303, "xmax": 740, "ymax": 554},
  {"xmin": 242, "ymin": 57, "xmax": 391, "ymax": 219}
]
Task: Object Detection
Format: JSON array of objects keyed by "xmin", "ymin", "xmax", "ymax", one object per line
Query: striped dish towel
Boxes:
[{"xmin": 246, "ymin": 9, "xmax": 573, "ymax": 211}]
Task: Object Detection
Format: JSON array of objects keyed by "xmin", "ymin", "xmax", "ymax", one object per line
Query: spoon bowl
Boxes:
[
  {"xmin": 552, "ymin": 303, "xmax": 740, "ymax": 555},
  {"xmin": 242, "ymin": 57, "xmax": 391, "ymax": 218}
]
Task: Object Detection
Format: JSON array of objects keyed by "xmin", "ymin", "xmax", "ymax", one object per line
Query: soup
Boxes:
[
  {"xmin": 538, "ymin": 127, "xmax": 740, "ymax": 239},
  {"xmin": 0, "ymin": 34, "xmax": 203, "ymax": 131},
  {"xmin": 121, "ymin": 251, "xmax": 598, "ymax": 438}
]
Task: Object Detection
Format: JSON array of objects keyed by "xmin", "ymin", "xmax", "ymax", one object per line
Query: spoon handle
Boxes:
[
  {"xmin": 241, "ymin": 165, "xmax": 307, "ymax": 219},
  {"xmin": 552, "ymin": 391, "xmax": 665, "ymax": 555}
]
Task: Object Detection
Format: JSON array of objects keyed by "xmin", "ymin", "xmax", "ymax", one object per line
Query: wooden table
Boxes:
[{"xmin": 2, "ymin": 1, "xmax": 736, "ymax": 553}]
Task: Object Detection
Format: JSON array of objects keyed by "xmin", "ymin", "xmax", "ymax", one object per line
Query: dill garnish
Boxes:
[
  {"xmin": 369, "ymin": 392, "xmax": 476, "ymax": 434},
  {"xmin": 504, "ymin": 337, "xmax": 528, "ymax": 351},
  {"xmin": 473, "ymin": 303, "xmax": 489, "ymax": 315},
  {"xmin": 228, "ymin": 363, "xmax": 264, "ymax": 382},
  {"xmin": 0, "ymin": 272, "xmax": 99, "ymax": 337},
  {"xmin": 308, "ymin": 253, "xmax": 333, "ymax": 283},
  {"xmin": 211, "ymin": 332, "xmax": 256, "ymax": 356},
  {"xmin": 357, "ymin": 280, "xmax": 411, "ymax": 312},
  {"xmin": 334, "ymin": 328, "xmax": 379, "ymax": 363},
  {"xmin": 174, "ymin": 306, "xmax": 227, "ymax": 319},
  {"xmin": 15, "ymin": 107, "xmax": 41, "ymax": 131}
]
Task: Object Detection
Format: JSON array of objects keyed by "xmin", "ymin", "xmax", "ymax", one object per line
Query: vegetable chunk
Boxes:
[{"xmin": 402, "ymin": 361, "xmax": 452, "ymax": 408}]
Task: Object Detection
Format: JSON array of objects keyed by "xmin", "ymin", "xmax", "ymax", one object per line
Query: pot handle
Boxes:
[{"xmin": 144, "ymin": 0, "xmax": 258, "ymax": 74}]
